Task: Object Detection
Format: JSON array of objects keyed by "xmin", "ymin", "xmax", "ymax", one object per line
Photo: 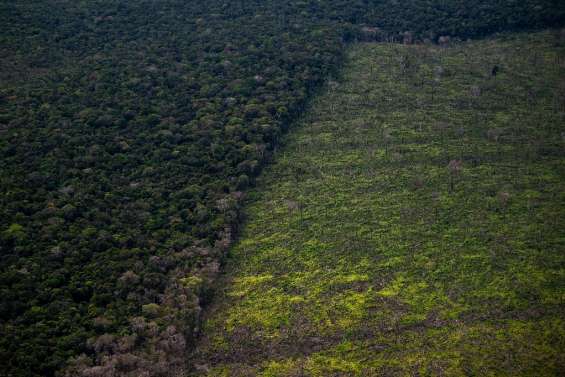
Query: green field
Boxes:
[{"xmin": 190, "ymin": 31, "xmax": 565, "ymax": 376}]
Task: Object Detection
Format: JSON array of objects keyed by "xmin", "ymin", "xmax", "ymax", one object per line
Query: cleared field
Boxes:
[{"xmin": 190, "ymin": 31, "xmax": 565, "ymax": 376}]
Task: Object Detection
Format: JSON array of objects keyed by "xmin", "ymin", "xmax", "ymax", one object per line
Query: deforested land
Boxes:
[{"xmin": 190, "ymin": 31, "xmax": 565, "ymax": 376}]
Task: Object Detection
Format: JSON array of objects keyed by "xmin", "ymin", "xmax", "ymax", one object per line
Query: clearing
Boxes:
[{"xmin": 190, "ymin": 31, "xmax": 565, "ymax": 376}]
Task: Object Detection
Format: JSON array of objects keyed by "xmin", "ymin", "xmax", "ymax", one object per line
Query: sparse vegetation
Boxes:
[{"xmin": 191, "ymin": 31, "xmax": 565, "ymax": 376}]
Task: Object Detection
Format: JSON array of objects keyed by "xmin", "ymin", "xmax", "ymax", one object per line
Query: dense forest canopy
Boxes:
[{"xmin": 0, "ymin": 1, "xmax": 564, "ymax": 376}]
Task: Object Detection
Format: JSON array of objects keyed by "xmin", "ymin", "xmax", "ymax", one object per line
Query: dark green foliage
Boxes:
[
  {"xmin": 320, "ymin": 0, "xmax": 565, "ymax": 39},
  {"xmin": 0, "ymin": 1, "xmax": 563, "ymax": 376}
]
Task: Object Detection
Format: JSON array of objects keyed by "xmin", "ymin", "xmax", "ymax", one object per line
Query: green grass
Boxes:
[{"xmin": 189, "ymin": 31, "xmax": 565, "ymax": 376}]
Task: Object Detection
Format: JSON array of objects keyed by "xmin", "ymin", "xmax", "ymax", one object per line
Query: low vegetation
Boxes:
[{"xmin": 191, "ymin": 31, "xmax": 565, "ymax": 376}]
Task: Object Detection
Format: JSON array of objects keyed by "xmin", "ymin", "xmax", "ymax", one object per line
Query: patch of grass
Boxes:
[{"xmin": 191, "ymin": 31, "xmax": 565, "ymax": 376}]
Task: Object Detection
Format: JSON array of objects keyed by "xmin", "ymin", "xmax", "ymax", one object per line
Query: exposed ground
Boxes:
[{"xmin": 189, "ymin": 31, "xmax": 565, "ymax": 376}]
